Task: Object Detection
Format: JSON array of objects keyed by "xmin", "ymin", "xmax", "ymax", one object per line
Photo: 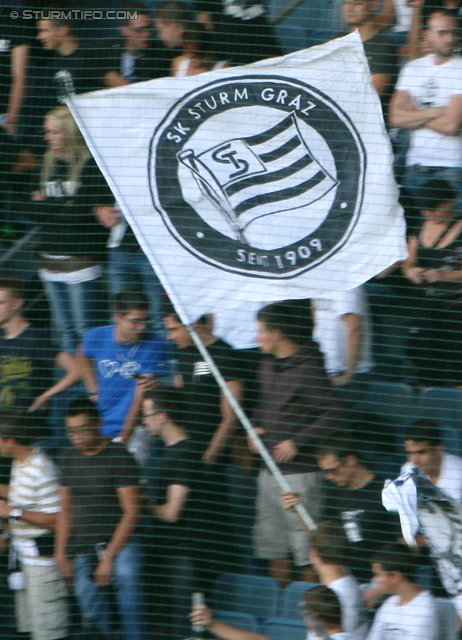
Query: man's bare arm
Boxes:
[
  {"xmin": 406, "ymin": 0, "xmax": 425, "ymax": 62},
  {"xmin": 425, "ymin": 94, "xmax": 462, "ymax": 136},
  {"xmin": 203, "ymin": 379, "xmax": 243, "ymax": 465},
  {"xmin": 372, "ymin": 73, "xmax": 392, "ymax": 100},
  {"xmin": 120, "ymin": 375, "xmax": 158, "ymax": 444},
  {"xmin": 78, "ymin": 347, "xmax": 99, "ymax": 398},
  {"xmin": 105, "ymin": 485, "xmax": 140, "ymax": 559},
  {"xmin": 389, "ymin": 89, "xmax": 443, "ymax": 129},
  {"xmin": 191, "ymin": 605, "xmax": 270, "ymax": 640},
  {"xmin": 6, "ymin": 43, "xmax": 29, "ymax": 134},
  {"xmin": 154, "ymin": 484, "xmax": 189, "ymax": 523},
  {"xmin": 93, "ymin": 485, "xmax": 141, "ymax": 586},
  {"xmin": 55, "ymin": 487, "xmax": 75, "ymax": 582},
  {"xmin": 28, "ymin": 350, "xmax": 81, "ymax": 412},
  {"xmin": 330, "ymin": 313, "xmax": 363, "ymax": 387},
  {"xmin": 0, "ymin": 500, "xmax": 57, "ymax": 528}
]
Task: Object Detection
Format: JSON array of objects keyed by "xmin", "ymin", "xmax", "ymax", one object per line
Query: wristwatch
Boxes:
[{"xmin": 9, "ymin": 508, "xmax": 23, "ymax": 520}]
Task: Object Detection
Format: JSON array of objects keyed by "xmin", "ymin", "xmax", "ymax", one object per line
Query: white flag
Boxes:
[{"xmin": 69, "ymin": 32, "xmax": 407, "ymax": 335}]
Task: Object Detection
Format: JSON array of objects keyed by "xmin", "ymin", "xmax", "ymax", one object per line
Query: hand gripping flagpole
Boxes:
[{"xmin": 65, "ymin": 94, "xmax": 317, "ymax": 533}]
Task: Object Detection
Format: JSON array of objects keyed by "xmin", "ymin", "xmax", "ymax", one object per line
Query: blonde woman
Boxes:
[{"xmin": 31, "ymin": 106, "xmax": 112, "ymax": 352}]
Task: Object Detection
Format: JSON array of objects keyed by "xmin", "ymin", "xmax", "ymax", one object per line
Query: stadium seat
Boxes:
[
  {"xmin": 211, "ymin": 573, "xmax": 280, "ymax": 620},
  {"xmin": 436, "ymin": 598, "xmax": 458, "ymax": 640},
  {"xmin": 361, "ymin": 381, "xmax": 417, "ymax": 425},
  {"xmin": 416, "ymin": 388, "xmax": 462, "ymax": 457},
  {"xmin": 279, "ymin": 581, "xmax": 320, "ymax": 621},
  {"xmin": 262, "ymin": 618, "xmax": 307, "ymax": 640},
  {"xmin": 214, "ymin": 611, "xmax": 262, "ymax": 632},
  {"xmin": 350, "ymin": 381, "xmax": 417, "ymax": 471}
]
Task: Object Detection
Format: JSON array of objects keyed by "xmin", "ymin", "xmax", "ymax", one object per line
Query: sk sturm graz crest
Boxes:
[{"xmin": 149, "ymin": 76, "xmax": 366, "ymax": 278}]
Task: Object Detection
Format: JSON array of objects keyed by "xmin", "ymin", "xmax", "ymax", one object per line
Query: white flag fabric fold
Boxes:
[{"xmin": 69, "ymin": 32, "xmax": 407, "ymax": 340}]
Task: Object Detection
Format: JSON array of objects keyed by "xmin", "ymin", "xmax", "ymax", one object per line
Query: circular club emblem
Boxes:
[{"xmin": 149, "ymin": 76, "xmax": 365, "ymax": 278}]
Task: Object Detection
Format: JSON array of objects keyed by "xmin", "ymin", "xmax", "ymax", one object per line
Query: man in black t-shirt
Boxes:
[
  {"xmin": 143, "ymin": 387, "xmax": 201, "ymax": 639},
  {"xmin": 143, "ymin": 388, "xmax": 198, "ymax": 549},
  {"xmin": 315, "ymin": 437, "xmax": 399, "ymax": 583},
  {"xmin": 0, "ymin": 278, "xmax": 79, "ymax": 439},
  {"xmin": 164, "ymin": 308, "xmax": 244, "ymax": 583},
  {"xmin": 36, "ymin": 13, "xmax": 123, "ymax": 108},
  {"xmin": 57, "ymin": 398, "xmax": 145, "ymax": 639},
  {"xmin": 283, "ymin": 435, "xmax": 399, "ymax": 584}
]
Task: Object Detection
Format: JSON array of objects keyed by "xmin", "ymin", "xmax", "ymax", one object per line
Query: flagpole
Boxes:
[{"xmin": 65, "ymin": 94, "xmax": 317, "ymax": 533}]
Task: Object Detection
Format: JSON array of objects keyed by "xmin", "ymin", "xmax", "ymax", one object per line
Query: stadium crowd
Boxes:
[{"xmin": 0, "ymin": 0, "xmax": 462, "ymax": 639}]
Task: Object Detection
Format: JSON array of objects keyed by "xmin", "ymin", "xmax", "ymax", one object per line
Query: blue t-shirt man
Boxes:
[{"xmin": 82, "ymin": 322, "xmax": 167, "ymax": 438}]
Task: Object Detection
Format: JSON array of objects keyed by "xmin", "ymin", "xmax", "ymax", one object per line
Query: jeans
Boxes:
[
  {"xmin": 404, "ymin": 166, "xmax": 462, "ymax": 216},
  {"xmin": 73, "ymin": 539, "xmax": 146, "ymax": 640},
  {"xmin": 108, "ymin": 248, "xmax": 165, "ymax": 334},
  {"xmin": 41, "ymin": 277, "xmax": 101, "ymax": 352}
]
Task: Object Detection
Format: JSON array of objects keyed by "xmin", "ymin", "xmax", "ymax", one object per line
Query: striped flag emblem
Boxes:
[{"xmin": 178, "ymin": 112, "xmax": 338, "ymax": 243}]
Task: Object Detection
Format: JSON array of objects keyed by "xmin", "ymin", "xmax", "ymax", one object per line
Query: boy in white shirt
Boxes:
[
  {"xmin": 309, "ymin": 521, "xmax": 368, "ymax": 639},
  {"xmin": 367, "ymin": 543, "xmax": 438, "ymax": 640},
  {"xmin": 303, "ymin": 585, "xmax": 366, "ymax": 640}
]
